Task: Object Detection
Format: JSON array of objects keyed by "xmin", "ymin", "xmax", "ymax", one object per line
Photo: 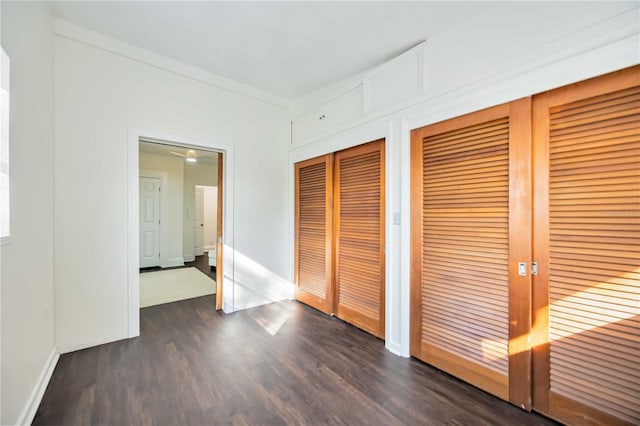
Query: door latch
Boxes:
[
  {"xmin": 531, "ymin": 262, "xmax": 538, "ymax": 276},
  {"xmin": 518, "ymin": 262, "xmax": 527, "ymax": 276}
]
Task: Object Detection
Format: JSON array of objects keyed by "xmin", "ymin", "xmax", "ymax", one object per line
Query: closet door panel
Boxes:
[
  {"xmin": 532, "ymin": 66, "xmax": 640, "ymax": 425},
  {"xmin": 334, "ymin": 140, "xmax": 385, "ymax": 338},
  {"xmin": 411, "ymin": 100, "xmax": 532, "ymax": 406},
  {"xmin": 294, "ymin": 155, "xmax": 333, "ymax": 314}
]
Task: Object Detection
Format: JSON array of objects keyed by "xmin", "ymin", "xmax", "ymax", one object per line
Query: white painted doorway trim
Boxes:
[
  {"xmin": 128, "ymin": 128, "xmax": 235, "ymax": 338},
  {"xmin": 139, "ymin": 169, "xmax": 169, "ymax": 268}
]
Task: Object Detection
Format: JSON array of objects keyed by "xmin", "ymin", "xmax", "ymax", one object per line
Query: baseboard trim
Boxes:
[
  {"xmin": 166, "ymin": 257, "xmax": 185, "ymax": 268},
  {"xmin": 385, "ymin": 340, "xmax": 407, "ymax": 358},
  {"xmin": 16, "ymin": 347, "xmax": 59, "ymax": 426},
  {"xmin": 57, "ymin": 335, "xmax": 130, "ymax": 355}
]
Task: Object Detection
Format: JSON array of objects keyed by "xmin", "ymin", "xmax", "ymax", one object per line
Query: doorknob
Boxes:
[{"xmin": 200, "ymin": 223, "xmax": 204, "ymax": 227}]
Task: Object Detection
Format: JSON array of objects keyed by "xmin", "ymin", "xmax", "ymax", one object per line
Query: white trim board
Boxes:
[
  {"xmin": 53, "ymin": 18, "xmax": 291, "ymax": 111},
  {"xmin": 128, "ymin": 128, "xmax": 236, "ymax": 338},
  {"xmin": 382, "ymin": 119, "xmax": 403, "ymax": 357},
  {"xmin": 15, "ymin": 348, "xmax": 59, "ymax": 426}
]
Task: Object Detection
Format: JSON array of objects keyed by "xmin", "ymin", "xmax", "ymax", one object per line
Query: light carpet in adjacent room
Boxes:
[{"xmin": 140, "ymin": 267, "xmax": 216, "ymax": 308}]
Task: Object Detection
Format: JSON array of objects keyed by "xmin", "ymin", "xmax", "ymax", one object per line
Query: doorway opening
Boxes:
[
  {"xmin": 137, "ymin": 139, "xmax": 224, "ymax": 312},
  {"xmin": 194, "ymin": 184, "xmax": 217, "ymax": 279}
]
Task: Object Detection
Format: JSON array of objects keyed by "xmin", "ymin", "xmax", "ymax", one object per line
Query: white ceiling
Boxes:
[
  {"xmin": 139, "ymin": 141, "xmax": 219, "ymax": 166},
  {"xmin": 51, "ymin": 1, "xmax": 502, "ymax": 99}
]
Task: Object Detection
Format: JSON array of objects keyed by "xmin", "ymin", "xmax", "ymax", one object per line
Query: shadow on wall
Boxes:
[{"xmin": 222, "ymin": 246, "xmax": 293, "ymax": 312}]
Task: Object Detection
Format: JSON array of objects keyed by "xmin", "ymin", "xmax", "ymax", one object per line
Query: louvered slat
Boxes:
[
  {"xmin": 547, "ymin": 84, "xmax": 640, "ymax": 425},
  {"xmin": 420, "ymin": 117, "xmax": 510, "ymax": 377},
  {"xmin": 295, "ymin": 155, "xmax": 332, "ymax": 314},
  {"xmin": 298, "ymin": 162, "xmax": 326, "ymax": 299},
  {"xmin": 334, "ymin": 140, "xmax": 385, "ymax": 338}
]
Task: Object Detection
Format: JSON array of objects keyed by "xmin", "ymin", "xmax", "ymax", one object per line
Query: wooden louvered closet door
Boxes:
[
  {"xmin": 334, "ymin": 140, "xmax": 386, "ymax": 338},
  {"xmin": 410, "ymin": 99, "xmax": 532, "ymax": 407},
  {"xmin": 532, "ymin": 66, "xmax": 640, "ymax": 425},
  {"xmin": 295, "ymin": 155, "xmax": 333, "ymax": 314}
]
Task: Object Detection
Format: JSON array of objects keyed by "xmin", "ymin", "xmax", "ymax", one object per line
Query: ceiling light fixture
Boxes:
[
  {"xmin": 169, "ymin": 148, "xmax": 204, "ymax": 163},
  {"xmin": 185, "ymin": 150, "xmax": 197, "ymax": 163}
]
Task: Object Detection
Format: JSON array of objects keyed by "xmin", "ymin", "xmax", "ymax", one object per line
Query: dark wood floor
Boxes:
[
  {"xmin": 34, "ymin": 298, "xmax": 557, "ymax": 425},
  {"xmin": 140, "ymin": 252, "xmax": 216, "ymax": 280}
]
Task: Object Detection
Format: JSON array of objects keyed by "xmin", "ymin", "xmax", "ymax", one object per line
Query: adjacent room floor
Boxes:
[
  {"xmin": 33, "ymin": 297, "xmax": 558, "ymax": 425},
  {"xmin": 139, "ymin": 267, "xmax": 216, "ymax": 308},
  {"xmin": 140, "ymin": 252, "xmax": 216, "ymax": 281},
  {"xmin": 139, "ymin": 253, "xmax": 217, "ymax": 307}
]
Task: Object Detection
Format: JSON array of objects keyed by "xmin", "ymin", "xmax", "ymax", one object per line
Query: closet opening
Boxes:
[{"xmin": 294, "ymin": 138, "xmax": 386, "ymax": 339}]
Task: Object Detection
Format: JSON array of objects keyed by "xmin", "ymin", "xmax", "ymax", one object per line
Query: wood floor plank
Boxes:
[{"xmin": 33, "ymin": 297, "xmax": 557, "ymax": 425}]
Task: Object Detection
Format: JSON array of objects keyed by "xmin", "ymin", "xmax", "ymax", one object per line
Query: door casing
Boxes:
[{"xmin": 129, "ymin": 131, "xmax": 234, "ymax": 338}]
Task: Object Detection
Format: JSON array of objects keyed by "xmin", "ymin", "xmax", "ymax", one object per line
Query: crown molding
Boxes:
[{"xmin": 53, "ymin": 18, "xmax": 292, "ymax": 110}]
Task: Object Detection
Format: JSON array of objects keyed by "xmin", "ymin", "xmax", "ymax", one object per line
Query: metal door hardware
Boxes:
[{"xmin": 518, "ymin": 262, "xmax": 527, "ymax": 276}]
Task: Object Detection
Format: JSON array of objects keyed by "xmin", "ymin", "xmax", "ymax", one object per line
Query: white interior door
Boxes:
[
  {"xmin": 139, "ymin": 176, "xmax": 160, "ymax": 268},
  {"xmin": 194, "ymin": 185, "xmax": 204, "ymax": 256}
]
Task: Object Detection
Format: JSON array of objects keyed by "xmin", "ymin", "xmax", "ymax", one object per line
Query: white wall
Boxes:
[
  {"xmin": 202, "ymin": 186, "xmax": 217, "ymax": 251},
  {"xmin": 0, "ymin": 2, "xmax": 56, "ymax": 424},
  {"xmin": 54, "ymin": 21, "xmax": 292, "ymax": 351},
  {"xmin": 1, "ymin": 3, "xmax": 4, "ymax": 421},
  {"xmin": 183, "ymin": 161, "xmax": 216, "ymax": 261},
  {"xmin": 139, "ymin": 152, "xmax": 184, "ymax": 266},
  {"xmin": 289, "ymin": 1, "xmax": 640, "ymax": 357},
  {"xmin": 293, "ymin": 2, "xmax": 639, "ymax": 118}
]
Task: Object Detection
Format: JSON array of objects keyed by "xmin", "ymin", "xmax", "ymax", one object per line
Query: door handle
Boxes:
[{"xmin": 518, "ymin": 262, "xmax": 527, "ymax": 276}]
